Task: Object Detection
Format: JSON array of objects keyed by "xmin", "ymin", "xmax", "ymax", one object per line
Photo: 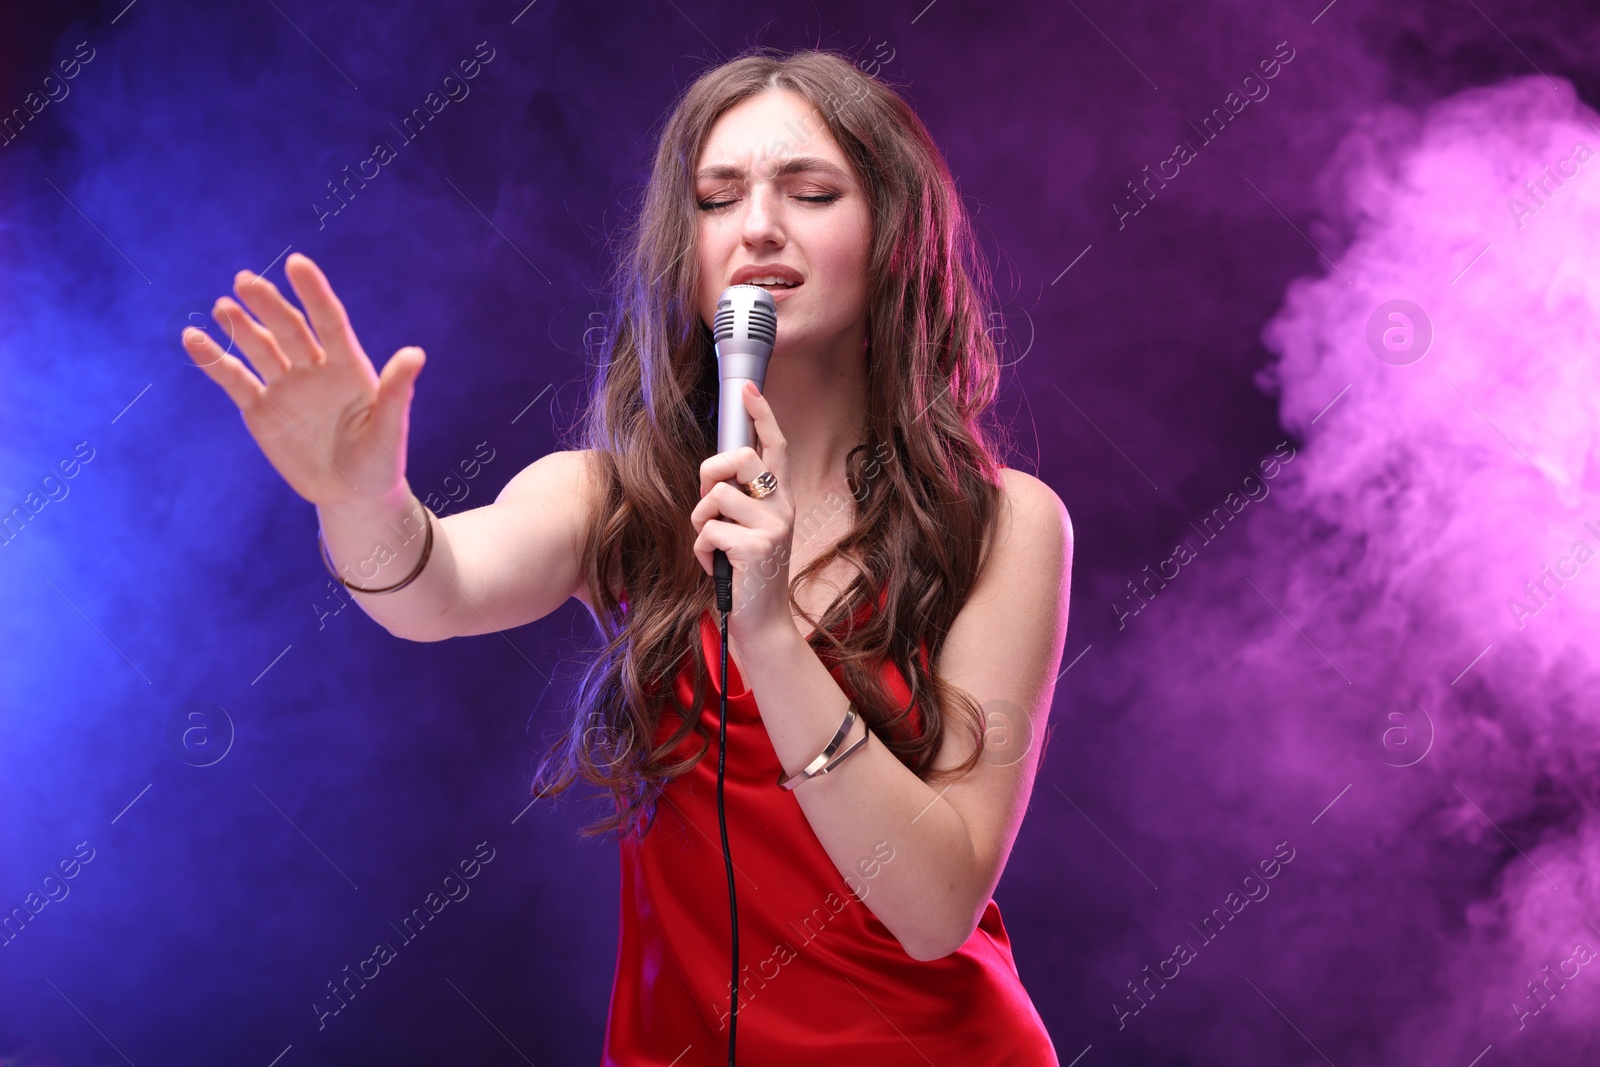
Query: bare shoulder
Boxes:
[
  {"xmin": 496, "ymin": 447, "xmax": 603, "ymax": 505},
  {"xmin": 951, "ymin": 466, "xmax": 1072, "ymax": 624},
  {"xmin": 995, "ymin": 467, "xmax": 1074, "ymax": 560}
]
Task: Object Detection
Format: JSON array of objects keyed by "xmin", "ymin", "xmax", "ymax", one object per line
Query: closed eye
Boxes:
[{"xmin": 696, "ymin": 193, "xmax": 842, "ymax": 212}]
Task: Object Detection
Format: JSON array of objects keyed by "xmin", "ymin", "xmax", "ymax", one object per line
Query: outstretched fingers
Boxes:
[
  {"xmin": 284, "ymin": 252, "xmax": 367, "ymax": 369},
  {"xmin": 212, "ymin": 297, "xmax": 291, "ymax": 382},
  {"xmin": 231, "ymin": 268, "xmax": 324, "ymax": 369},
  {"xmin": 182, "ymin": 326, "xmax": 267, "ymax": 413}
]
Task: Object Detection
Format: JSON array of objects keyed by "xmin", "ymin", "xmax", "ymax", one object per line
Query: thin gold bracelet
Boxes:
[{"xmin": 316, "ymin": 501, "xmax": 436, "ymax": 594}]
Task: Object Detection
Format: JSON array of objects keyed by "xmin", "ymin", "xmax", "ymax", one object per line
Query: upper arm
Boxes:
[
  {"xmin": 430, "ymin": 448, "xmax": 602, "ymax": 638},
  {"xmin": 926, "ymin": 468, "xmax": 1074, "ymax": 949}
]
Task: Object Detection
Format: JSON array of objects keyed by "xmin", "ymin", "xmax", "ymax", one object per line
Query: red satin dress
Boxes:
[{"xmin": 600, "ymin": 588, "xmax": 1059, "ymax": 1065}]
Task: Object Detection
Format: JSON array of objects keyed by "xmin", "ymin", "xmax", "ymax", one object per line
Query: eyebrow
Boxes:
[{"xmin": 694, "ymin": 156, "xmax": 850, "ymax": 181}]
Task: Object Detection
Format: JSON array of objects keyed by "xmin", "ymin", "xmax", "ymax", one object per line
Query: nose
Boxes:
[{"xmin": 739, "ymin": 182, "xmax": 785, "ymax": 249}]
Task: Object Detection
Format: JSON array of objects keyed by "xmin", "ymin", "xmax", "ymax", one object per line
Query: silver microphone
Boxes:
[
  {"xmin": 713, "ymin": 284, "xmax": 777, "ymax": 453},
  {"xmin": 711, "ymin": 284, "xmax": 777, "ymax": 610}
]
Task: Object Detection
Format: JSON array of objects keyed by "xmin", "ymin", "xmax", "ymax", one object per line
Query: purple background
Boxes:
[{"xmin": 3, "ymin": 0, "xmax": 1599, "ymax": 1063}]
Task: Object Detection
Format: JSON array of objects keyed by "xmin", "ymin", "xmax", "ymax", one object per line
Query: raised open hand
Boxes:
[{"xmin": 181, "ymin": 252, "xmax": 425, "ymax": 507}]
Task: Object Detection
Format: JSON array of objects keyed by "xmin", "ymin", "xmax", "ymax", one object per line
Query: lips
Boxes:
[{"xmin": 730, "ymin": 264, "xmax": 804, "ymax": 289}]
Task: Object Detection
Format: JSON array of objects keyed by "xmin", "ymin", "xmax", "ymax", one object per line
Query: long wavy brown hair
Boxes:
[{"xmin": 529, "ymin": 46, "xmax": 1015, "ymax": 842}]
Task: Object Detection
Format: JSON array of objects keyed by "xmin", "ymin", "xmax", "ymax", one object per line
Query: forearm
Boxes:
[
  {"xmin": 736, "ymin": 625, "xmax": 981, "ymax": 961},
  {"xmin": 315, "ymin": 483, "xmax": 465, "ymax": 642}
]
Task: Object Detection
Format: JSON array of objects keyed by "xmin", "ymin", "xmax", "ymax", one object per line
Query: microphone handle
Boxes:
[
  {"xmin": 714, "ymin": 549, "xmax": 733, "ymax": 612},
  {"xmin": 713, "ymin": 378, "xmax": 760, "ymax": 613}
]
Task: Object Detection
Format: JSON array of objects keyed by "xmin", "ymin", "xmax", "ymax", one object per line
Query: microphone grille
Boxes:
[{"xmin": 713, "ymin": 284, "xmax": 777, "ymax": 345}]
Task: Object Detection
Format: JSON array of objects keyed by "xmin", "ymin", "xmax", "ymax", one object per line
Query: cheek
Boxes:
[
  {"xmin": 697, "ymin": 224, "xmax": 735, "ymax": 323},
  {"xmin": 696, "ymin": 262, "xmax": 719, "ymax": 325},
  {"xmin": 826, "ymin": 214, "xmax": 872, "ymax": 298},
  {"xmin": 825, "ymin": 246, "xmax": 871, "ymax": 312},
  {"xmin": 817, "ymin": 239, "xmax": 866, "ymax": 290}
]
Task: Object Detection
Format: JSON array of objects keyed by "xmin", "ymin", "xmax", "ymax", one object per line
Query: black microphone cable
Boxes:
[{"xmin": 713, "ymin": 546, "xmax": 739, "ymax": 1066}]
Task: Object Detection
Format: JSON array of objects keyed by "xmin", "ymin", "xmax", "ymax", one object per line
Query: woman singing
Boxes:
[{"xmin": 183, "ymin": 46, "xmax": 1072, "ymax": 1066}]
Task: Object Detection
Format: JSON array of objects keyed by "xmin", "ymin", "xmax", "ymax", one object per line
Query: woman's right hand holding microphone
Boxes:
[{"xmin": 181, "ymin": 252, "xmax": 425, "ymax": 509}]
